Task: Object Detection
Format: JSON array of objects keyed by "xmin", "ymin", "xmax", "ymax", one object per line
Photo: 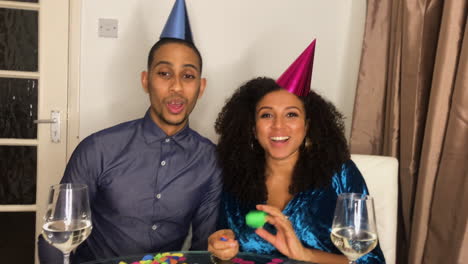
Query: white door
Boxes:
[{"xmin": 0, "ymin": 0, "xmax": 69, "ymax": 263}]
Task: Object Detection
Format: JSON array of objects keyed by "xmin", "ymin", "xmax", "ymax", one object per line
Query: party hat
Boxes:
[
  {"xmin": 160, "ymin": 0, "xmax": 193, "ymax": 43},
  {"xmin": 276, "ymin": 39, "xmax": 316, "ymax": 97}
]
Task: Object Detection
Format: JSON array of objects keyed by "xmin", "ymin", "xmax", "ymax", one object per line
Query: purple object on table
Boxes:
[{"xmin": 142, "ymin": 254, "xmax": 153, "ymax": 261}]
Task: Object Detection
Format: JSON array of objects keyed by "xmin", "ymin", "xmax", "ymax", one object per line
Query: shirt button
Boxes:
[
  {"xmin": 165, "ymin": 138, "xmax": 170, "ymax": 143},
  {"xmin": 161, "ymin": 160, "xmax": 166, "ymax": 166},
  {"xmin": 156, "ymin": 193, "xmax": 161, "ymax": 199},
  {"xmin": 152, "ymin": 224, "xmax": 158, "ymax": 230}
]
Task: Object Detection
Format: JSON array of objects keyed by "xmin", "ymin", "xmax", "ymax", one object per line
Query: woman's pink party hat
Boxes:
[{"xmin": 276, "ymin": 39, "xmax": 316, "ymax": 97}]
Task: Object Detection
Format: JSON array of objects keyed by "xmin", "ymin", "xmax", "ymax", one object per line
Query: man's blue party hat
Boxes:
[{"xmin": 160, "ymin": 0, "xmax": 193, "ymax": 43}]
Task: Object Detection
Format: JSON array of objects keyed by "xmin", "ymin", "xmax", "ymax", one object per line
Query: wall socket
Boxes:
[{"xmin": 98, "ymin": 18, "xmax": 118, "ymax": 38}]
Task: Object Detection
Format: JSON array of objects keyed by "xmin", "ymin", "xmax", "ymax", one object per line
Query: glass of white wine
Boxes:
[
  {"xmin": 330, "ymin": 193, "xmax": 378, "ymax": 264},
  {"xmin": 42, "ymin": 183, "xmax": 92, "ymax": 264}
]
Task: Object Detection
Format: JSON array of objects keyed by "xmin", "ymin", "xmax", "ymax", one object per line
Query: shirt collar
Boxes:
[{"xmin": 142, "ymin": 109, "xmax": 191, "ymax": 145}]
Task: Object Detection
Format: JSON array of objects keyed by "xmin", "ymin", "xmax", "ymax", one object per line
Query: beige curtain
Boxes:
[{"xmin": 350, "ymin": 0, "xmax": 468, "ymax": 263}]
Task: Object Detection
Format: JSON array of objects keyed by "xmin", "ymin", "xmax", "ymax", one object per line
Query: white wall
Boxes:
[{"xmin": 79, "ymin": 0, "xmax": 366, "ymax": 142}]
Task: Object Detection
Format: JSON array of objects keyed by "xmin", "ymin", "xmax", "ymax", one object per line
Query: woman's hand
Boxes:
[
  {"xmin": 254, "ymin": 204, "xmax": 309, "ymax": 261},
  {"xmin": 208, "ymin": 229, "xmax": 239, "ymax": 260}
]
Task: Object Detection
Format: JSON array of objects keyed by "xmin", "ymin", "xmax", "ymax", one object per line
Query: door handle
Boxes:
[
  {"xmin": 33, "ymin": 110, "xmax": 61, "ymax": 143},
  {"xmin": 33, "ymin": 118, "xmax": 57, "ymax": 124}
]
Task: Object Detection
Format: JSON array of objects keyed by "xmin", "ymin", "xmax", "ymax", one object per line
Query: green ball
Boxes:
[{"xmin": 245, "ymin": 210, "xmax": 267, "ymax": 228}]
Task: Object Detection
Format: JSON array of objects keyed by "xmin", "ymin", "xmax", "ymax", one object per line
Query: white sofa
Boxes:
[{"xmin": 351, "ymin": 154, "xmax": 399, "ymax": 264}]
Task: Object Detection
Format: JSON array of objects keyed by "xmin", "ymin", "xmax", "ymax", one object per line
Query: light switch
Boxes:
[{"xmin": 98, "ymin": 18, "xmax": 118, "ymax": 38}]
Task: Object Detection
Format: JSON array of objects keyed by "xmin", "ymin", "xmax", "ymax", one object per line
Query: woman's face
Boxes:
[{"xmin": 255, "ymin": 89, "xmax": 308, "ymax": 162}]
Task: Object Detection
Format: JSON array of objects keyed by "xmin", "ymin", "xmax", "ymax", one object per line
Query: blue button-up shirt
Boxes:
[{"xmin": 38, "ymin": 110, "xmax": 222, "ymax": 263}]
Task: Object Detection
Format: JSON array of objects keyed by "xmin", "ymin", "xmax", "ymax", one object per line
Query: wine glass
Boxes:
[
  {"xmin": 41, "ymin": 183, "xmax": 92, "ymax": 264},
  {"xmin": 330, "ymin": 193, "xmax": 378, "ymax": 264}
]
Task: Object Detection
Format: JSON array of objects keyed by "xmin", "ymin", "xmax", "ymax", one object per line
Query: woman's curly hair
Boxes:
[{"xmin": 215, "ymin": 77, "xmax": 350, "ymax": 204}]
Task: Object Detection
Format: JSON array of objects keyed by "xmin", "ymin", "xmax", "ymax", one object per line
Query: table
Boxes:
[{"xmin": 81, "ymin": 251, "xmax": 311, "ymax": 264}]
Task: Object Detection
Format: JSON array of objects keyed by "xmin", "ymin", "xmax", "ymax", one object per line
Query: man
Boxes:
[{"xmin": 38, "ymin": 1, "xmax": 222, "ymax": 263}]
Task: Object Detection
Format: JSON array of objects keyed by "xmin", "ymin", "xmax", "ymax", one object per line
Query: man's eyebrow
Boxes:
[
  {"xmin": 153, "ymin": 61, "xmax": 172, "ymax": 69},
  {"xmin": 152, "ymin": 61, "xmax": 200, "ymax": 72},
  {"xmin": 183, "ymin": 63, "xmax": 199, "ymax": 72}
]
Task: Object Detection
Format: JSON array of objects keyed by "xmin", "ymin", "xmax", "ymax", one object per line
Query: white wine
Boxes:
[
  {"xmin": 42, "ymin": 220, "xmax": 92, "ymax": 253},
  {"xmin": 330, "ymin": 227, "xmax": 378, "ymax": 261}
]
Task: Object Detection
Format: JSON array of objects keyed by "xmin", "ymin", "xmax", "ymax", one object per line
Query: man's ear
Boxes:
[
  {"xmin": 198, "ymin": 77, "xmax": 207, "ymax": 98},
  {"xmin": 141, "ymin": 71, "xmax": 149, "ymax": 94}
]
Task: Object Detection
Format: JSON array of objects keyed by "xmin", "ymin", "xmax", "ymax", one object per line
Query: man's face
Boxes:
[{"xmin": 141, "ymin": 42, "xmax": 206, "ymax": 136}]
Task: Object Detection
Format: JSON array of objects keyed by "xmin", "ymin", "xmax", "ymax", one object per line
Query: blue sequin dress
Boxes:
[{"xmin": 218, "ymin": 160, "xmax": 386, "ymax": 264}]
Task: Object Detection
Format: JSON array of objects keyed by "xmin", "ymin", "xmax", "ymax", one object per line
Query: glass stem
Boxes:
[
  {"xmin": 64, "ymin": 252, "xmax": 70, "ymax": 264},
  {"xmin": 349, "ymin": 261, "xmax": 356, "ymax": 264}
]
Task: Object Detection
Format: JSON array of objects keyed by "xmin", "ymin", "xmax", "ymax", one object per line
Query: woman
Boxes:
[{"xmin": 208, "ymin": 77, "xmax": 385, "ymax": 264}]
